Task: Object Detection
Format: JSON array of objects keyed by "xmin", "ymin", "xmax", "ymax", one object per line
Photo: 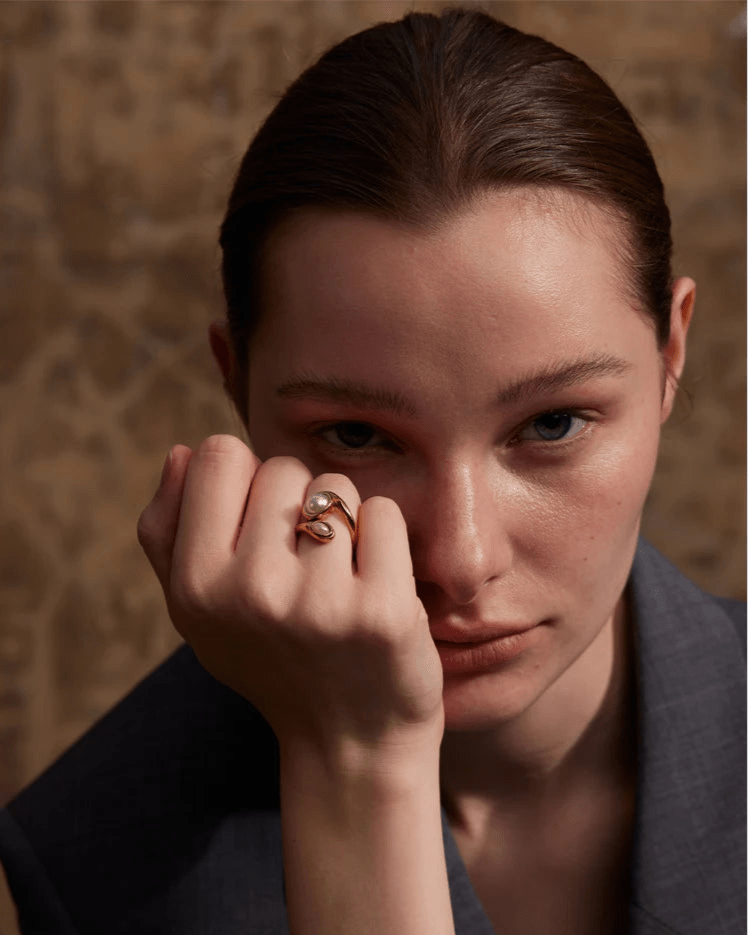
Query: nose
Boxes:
[{"xmin": 408, "ymin": 456, "xmax": 513, "ymax": 606}]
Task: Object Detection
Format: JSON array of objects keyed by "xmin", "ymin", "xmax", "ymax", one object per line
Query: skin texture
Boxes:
[{"xmin": 143, "ymin": 187, "xmax": 694, "ymax": 825}]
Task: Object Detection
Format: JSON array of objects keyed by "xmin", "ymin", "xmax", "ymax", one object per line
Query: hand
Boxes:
[{"xmin": 137, "ymin": 435, "xmax": 445, "ymax": 768}]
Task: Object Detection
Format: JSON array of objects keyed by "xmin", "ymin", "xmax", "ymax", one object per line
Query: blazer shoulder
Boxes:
[
  {"xmin": 9, "ymin": 643, "xmax": 281, "ymax": 820},
  {"xmin": 633, "ymin": 539, "xmax": 745, "ymax": 646},
  {"xmin": 713, "ymin": 595, "xmax": 747, "ymax": 657},
  {"xmin": 3, "ymin": 646, "xmax": 284, "ymax": 934},
  {"xmin": 629, "ymin": 540, "xmax": 746, "ymax": 935}
]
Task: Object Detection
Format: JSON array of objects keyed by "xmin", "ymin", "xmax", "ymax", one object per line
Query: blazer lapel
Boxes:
[{"xmin": 628, "ymin": 539, "xmax": 746, "ymax": 935}]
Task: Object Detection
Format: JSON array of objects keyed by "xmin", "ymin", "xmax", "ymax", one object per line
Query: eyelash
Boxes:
[{"xmin": 313, "ymin": 411, "xmax": 592, "ymax": 456}]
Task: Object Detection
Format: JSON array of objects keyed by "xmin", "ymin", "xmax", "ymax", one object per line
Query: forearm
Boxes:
[{"xmin": 279, "ymin": 742, "xmax": 456, "ymax": 935}]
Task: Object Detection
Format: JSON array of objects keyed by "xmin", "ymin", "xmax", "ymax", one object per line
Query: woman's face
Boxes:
[{"xmin": 241, "ymin": 190, "xmax": 689, "ymax": 731}]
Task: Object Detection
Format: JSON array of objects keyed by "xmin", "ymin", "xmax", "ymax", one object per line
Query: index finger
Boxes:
[{"xmin": 173, "ymin": 435, "xmax": 260, "ymax": 581}]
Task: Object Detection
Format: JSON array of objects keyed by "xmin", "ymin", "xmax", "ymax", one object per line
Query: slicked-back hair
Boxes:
[{"xmin": 219, "ymin": 7, "xmax": 673, "ymax": 418}]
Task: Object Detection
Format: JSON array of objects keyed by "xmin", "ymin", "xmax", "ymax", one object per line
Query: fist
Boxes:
[{"xmin": 137, "ymin": 435, "xmax": 444, "ymax": 765}]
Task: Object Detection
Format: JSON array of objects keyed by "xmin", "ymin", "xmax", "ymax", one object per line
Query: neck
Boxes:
[{"xmin": 439, "ymin": 591, "xmax": 637, "ymax": 829}]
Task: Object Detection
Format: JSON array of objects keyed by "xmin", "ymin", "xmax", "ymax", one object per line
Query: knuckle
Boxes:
[
  {"xmin": 318, "ymin": 471, "xmax": 356, "ymax": 489},
  {"xmin": 195, "ymin": 434, "xmax": 253, "ymax": 470},
  {"xmin": 357, "ymin": 591, "xmax": 399, "ymax": 637},
  {"xmin": 237, "ymin": 562, "xmax": 289, "ymax": 622},
  {"xmin": 136, "ymin": 505, "xmax": 159, "ymax": 552},
  {"xmin": 361, "ymin": 495, "xmax": 405, "ymax": 529},
  {"xmin": 292, "ymin": 580, "xmax": 352, "ymax": 636},
  {"xmin": 363, "ymin": 494, "xmax": 400, "ymax": 514},
  {"xmin": 262, "ymin": 455, "xmax": 305, "ymax": 470},
  {"xmin": 170, "ymin": 566, "xmax": 213, "ymax": 618},
  {"xmin": 237, "ymin": 579, "xmax": 279, "ymax": 623},
  {"xmin": 259, "ymin": 456, "xmax": 313, "ymax": 485}
]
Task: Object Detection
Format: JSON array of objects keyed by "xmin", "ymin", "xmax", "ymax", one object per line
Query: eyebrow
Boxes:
[
  {"xmin": 275, "ymin": 373, "xmax": 418, "ymax": 417},
  {"xmin": 495, "ymin": 353, "xmax": 633, "ymax": 405},
  {"xmin": 274, "ymin": 354, "xmax": 632, "ymax": 416}
]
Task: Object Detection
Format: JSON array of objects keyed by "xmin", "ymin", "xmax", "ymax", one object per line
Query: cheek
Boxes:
[
  {"xmin": 516, "ymin": 421, "xmax": 661, "ymax": 586},
  {"xmin": 578, "ymin": 430, "xmax": 658, "ymax": 539}
]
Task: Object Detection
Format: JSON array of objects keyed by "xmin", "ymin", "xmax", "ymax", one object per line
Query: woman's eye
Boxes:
[
  {"xmin": 516, "ymin": 411, "xmax": 588, "ymax": 443},
  {"xmin": 317, "ymin": 421, "xmax": 387, "ymax": 450}
]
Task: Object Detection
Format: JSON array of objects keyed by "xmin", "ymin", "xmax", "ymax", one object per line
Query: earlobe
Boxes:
[{"xmin": 660, "ymin": 277, "xmax": 696, "ymax": 423}]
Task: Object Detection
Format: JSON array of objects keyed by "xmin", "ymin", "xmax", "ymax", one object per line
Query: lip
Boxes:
[
  {"xmin": 434, "ymin": 625, "xmax": 542, "ymax": 674},
  {"xmin": 429, "ymin": 622, "xmax": 536, "ymax": 643}
]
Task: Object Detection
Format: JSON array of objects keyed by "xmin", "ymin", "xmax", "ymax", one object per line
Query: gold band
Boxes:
[{"xmin": 295, "ymin": 490, "xmax": 358, "ymax": 548}]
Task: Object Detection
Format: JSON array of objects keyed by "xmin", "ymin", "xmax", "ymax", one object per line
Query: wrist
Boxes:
[
  {"xmin": 279, "ymin": 730, "xmax": 454, "ymax": 935},
  {"xmin": 279, "ymin": 722, "xmax": 444, "ymax": 796}
]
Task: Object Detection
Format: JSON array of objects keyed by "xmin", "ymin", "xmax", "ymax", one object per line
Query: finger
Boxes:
[
  {"xmin": 172, "ymin": 435, "xmax": 258, "ymax": 581},
  {"xmin": 354, "ymin": 496, "xmax": 413, "ymax": 587},
  {"xmin": 137, "ymin": 444, "xmax": 193, "ymax": 590},
  {"xmin": 235, "ymin": 455, "xmax": 313, "ymax": 563},
  {"xmin": 295, "ymin": 473, "xmax": 362, "ymax": 572}
]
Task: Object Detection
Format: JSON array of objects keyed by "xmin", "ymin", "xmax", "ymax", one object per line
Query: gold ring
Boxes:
[{"xmin": 295, "ymin": 490, "xmax": 358, "ymax": 548}]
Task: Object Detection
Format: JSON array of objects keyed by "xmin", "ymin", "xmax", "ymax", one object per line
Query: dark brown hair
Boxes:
[{"xmin": 219, "ymin": 6, "xmax": 673, "ymax": 419}]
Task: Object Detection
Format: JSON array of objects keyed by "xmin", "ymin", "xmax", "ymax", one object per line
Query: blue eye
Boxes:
[{"xmin": 518, "ymin": 412, "xmax": 588, "ymax": 442}]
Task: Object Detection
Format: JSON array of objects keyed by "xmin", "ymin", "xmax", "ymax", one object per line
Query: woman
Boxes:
[{"xmin": 0, "ymin": 8, "xmax": 744, "ymax": 935}]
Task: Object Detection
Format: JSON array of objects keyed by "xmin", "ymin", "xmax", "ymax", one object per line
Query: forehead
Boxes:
[
  {"xmin": 249, "ymin": 192, "xmax": 657, "ymax": 417},
  {"xmin": 252, "ymin": 190, "xmax": 650, "ymax": 386}
]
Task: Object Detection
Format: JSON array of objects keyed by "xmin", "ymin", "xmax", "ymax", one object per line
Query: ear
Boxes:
[
  {"xmin": 660, "ymin": 276, "xmax": 696, "ymax": 424},
  {"xmin": 208, "ymin": 320, "xmax": 241, "ymax": 407}
]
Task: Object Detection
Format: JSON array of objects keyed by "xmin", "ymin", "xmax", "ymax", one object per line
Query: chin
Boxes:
[{"xmin": 440, "ymin": 664, "xmax": 548, "ymax": 732}]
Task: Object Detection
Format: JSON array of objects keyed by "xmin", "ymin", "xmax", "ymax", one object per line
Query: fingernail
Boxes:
[{"xmin": 158, "ymin": 449, "xmax": 173, "ymax": 490}]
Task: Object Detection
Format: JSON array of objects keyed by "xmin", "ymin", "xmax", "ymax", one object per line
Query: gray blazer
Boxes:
[{"xmin": 0, "ymin": 539, "xmax": 744, "ymax": 934}]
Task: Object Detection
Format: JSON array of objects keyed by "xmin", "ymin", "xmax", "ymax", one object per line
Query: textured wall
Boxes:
[{"xmin": 0, "ymin": 0, "xmax": 744, "ymax": 823}]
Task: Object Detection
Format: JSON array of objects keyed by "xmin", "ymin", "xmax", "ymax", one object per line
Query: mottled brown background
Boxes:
[{"xmin": 0, "ymin": 0, "xmax": 744, "ymax": 836}]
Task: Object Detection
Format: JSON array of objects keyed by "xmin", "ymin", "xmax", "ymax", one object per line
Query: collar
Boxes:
[
  {"xmin": 440, "ymin": 539, "xmax": 746, "ymax": 935},
  {"xmin": 627, "ymin": 538, "xmax": 746, "ymax": 934}
]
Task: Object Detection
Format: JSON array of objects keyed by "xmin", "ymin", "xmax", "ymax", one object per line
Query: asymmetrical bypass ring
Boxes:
[{"xmin": 295, "ymin": 490, "xmax": 358, "ymax": 548}]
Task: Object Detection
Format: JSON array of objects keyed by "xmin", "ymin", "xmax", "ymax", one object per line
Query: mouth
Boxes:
[
  {"xmin": 429, "ymin": 622, "xmax": 537, "ymax": 643},
  {"xmin": 432, "ymin": 623, "xmax": 545, "ymax": 674}
]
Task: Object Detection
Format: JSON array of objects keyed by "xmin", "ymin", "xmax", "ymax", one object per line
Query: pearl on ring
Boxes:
[
  {"xmin": 305, "ymin": 492, "xmax": 332, "ymax": 516},
  {"xmin": 297, "ymin": 490, "xmax": 357, "ymax": 548}
]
